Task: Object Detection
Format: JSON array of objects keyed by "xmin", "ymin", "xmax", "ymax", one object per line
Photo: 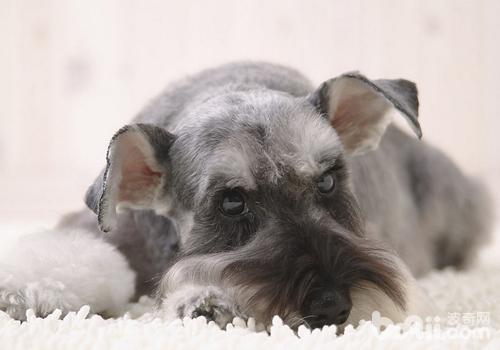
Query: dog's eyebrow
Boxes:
[
  {"xmin": 292, "ymin": 119, "xmax": 342, "ymax": 177},
  {"xmin": 222, "ymin": 176, "xmax": 253, "ymax": 190},
  {"xmin": 317, "ymin": 152, "xmax": 339, "ymax": 171},
  {"xmin": 204, "ymin": 173, "xmax": 254, "ymax": 194},
  {"xmin": 209, "ymin": 148, "xmax": 256, "ymax": 186},
  {"xmin": 194, "ymin": 147, "xmax": 256, "ymax": 205},
  {"xmin": 294, "ymin": 149, "xmax": 340, "ymax": 178}
]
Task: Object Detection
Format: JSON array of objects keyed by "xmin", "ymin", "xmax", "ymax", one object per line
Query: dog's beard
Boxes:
[{"xmin": 158, "ymin": 224, "xmax": 411, "ymax": 329}]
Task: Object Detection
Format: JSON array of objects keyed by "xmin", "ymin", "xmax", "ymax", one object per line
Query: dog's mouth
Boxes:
[
  {"xmin": 161, "ymin": 224, "xmax": 408, "ymax": 331},
  {"xmin": 221, "ymin": 270, "xmax": 355, "ymax": 330},
  {"xmin": 218, "ymin": 232, "xmax": 408, "ymax": 330}
]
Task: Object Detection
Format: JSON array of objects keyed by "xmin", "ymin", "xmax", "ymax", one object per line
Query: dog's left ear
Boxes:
[
  {"xmin": 308, "ymin": 72, "xmax": 422, "ymax": 155},
  {"xmin": 85, "ymin": 123, "xmax": 176, "ymax": 233}
]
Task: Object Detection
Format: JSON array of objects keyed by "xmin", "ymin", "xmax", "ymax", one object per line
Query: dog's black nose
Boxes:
[{"xmin": 307, "ymin": 290, "xmax": 352, "ymax": 326}]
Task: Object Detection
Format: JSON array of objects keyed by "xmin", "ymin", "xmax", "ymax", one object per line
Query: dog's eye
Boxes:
[
  {"xmin": 316, "ymin": 173, "xmax": 336, "ymax": 194},
  {"xmin": 220, "ymin": 190, "xmax": 247, "ymax": 216}
]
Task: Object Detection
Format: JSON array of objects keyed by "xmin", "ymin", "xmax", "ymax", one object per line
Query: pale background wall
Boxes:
[{"xmin": 0, "ymin": 0, "xmax": 499, "ymax": 230}]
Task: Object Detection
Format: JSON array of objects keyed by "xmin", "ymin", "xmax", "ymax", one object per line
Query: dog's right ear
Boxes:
[{"xmin": 85, "ymin": 124, "xmax": 176, "ymax": 233}]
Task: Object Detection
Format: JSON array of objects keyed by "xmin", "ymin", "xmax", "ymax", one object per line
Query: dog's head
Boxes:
[{"xmin": 86, "ymin": 72, "xmax": 422, "ymax": 329}]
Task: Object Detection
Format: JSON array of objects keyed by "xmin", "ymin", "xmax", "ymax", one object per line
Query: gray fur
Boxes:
[
  {"xmin": 85, "ymin": 62, "xmax": 492, "ymax": 328},
  {"xmin": 5, "ymin": 62, "xmax": 491, "ymax": 330}
]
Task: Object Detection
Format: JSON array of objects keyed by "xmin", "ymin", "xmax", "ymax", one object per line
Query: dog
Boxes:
[{"xmin": 0, "ymin": 62, "xmax": 493, "ymax": 330}]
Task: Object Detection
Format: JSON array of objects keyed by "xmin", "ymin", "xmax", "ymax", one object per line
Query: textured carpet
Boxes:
[{"xmin": 1, "ymin": 233, "xmax": 499, "ymax": 349}]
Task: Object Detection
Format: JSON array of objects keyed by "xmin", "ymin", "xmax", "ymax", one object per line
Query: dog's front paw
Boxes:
[
  {"xmin": 0, "ymin": 279, "xmax": 83, "ymax": 320},
  {"xmin": 161, "ymin": 286, "xmax": 245, "ymax": 328},
  {"xmin": 0, "ymin": 288, "xmax": 28, "ymax": 320},
  {"xmin": 182, "ymin": 291, "xmax": 241, "ymax": 327}
]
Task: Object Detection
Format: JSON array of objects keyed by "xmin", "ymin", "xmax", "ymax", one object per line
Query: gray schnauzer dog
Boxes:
[{"xmin": 0, "ymin": 62, "xmax": 493, "ymax": 330}]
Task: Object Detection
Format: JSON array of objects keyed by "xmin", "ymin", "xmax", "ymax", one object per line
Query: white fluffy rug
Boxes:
[{"xmin": 1, "ymin": 233, "xmax": 500, "ymax": 349}]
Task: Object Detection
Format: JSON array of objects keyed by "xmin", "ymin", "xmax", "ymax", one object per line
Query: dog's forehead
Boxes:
[{"xmin": 205, "ymin": 107, "xmax": 343, "ymax": 189}]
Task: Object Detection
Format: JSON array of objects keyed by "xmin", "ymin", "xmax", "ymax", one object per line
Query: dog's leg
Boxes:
[
  {"xmin": 59, "ymin": 208, "xmax": 179, "ymax": 298},
  {"xmin": 405, "ymin": 143, "xmax": 494, "ymax": 271},
  {"xmin": 0, "ymin": 228, "xmax": 135, "ymax": 320}
]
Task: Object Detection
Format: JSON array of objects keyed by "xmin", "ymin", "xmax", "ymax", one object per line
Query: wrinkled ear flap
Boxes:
[
  {"xmin": 85, "ymin": 123, "xmax": 176, "ymax": 232},
  {"xmin": 308, "ymin": 72, "xmax": 422, "ymax": 155}
]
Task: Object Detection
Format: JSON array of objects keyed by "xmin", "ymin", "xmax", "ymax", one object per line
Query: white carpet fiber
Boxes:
[{"xmin": 1, "ymin": 234, "xmax": 500, "ymax": 349}]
